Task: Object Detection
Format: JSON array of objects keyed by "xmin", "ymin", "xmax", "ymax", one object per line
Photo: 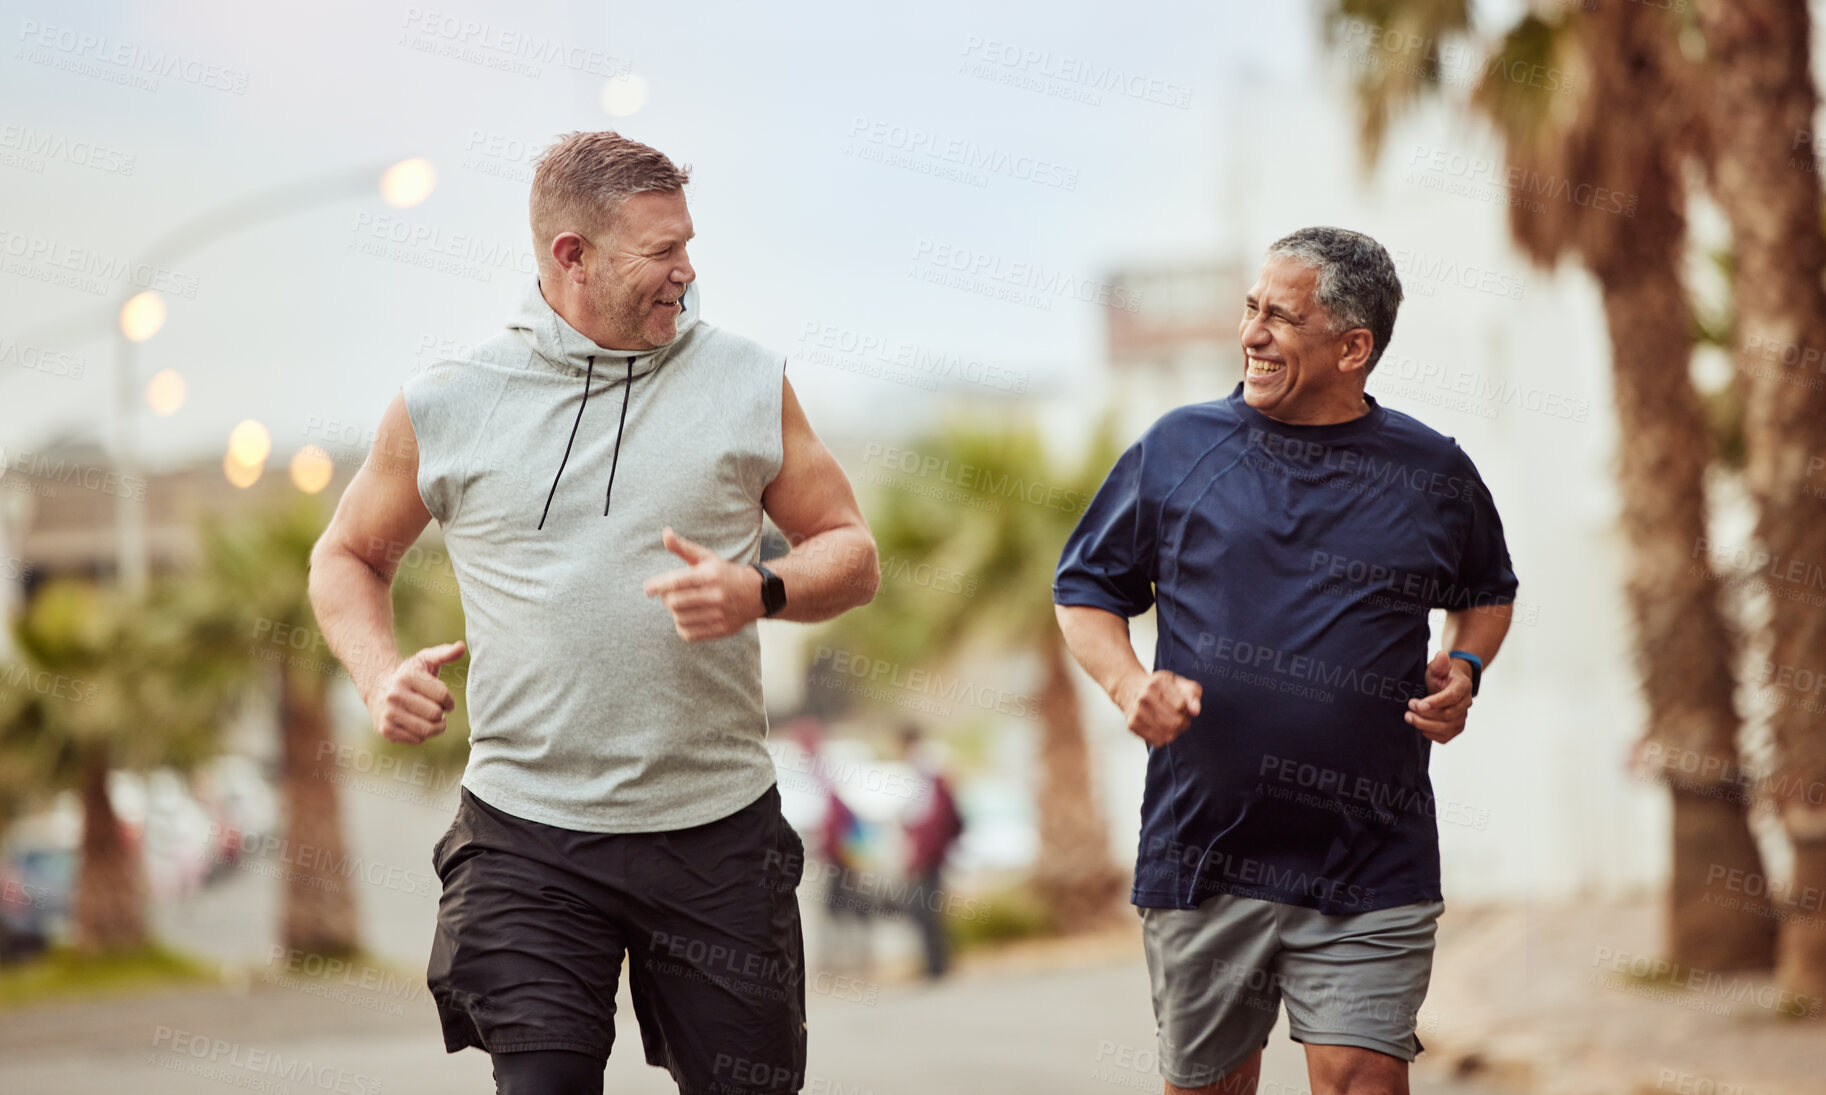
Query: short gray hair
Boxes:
[
  {"xmin": 1265, "ymin": 227, "xmax": 1403, "ymax": 372},
  {"xmin": 530, "ymin": 131, "xmax": 692, "ymax": 276}
]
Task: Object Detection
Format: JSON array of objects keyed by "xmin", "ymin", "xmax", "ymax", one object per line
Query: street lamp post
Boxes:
[{"xmin": 106, "ymin": 159, "xmax": 434, "ymax": 597}]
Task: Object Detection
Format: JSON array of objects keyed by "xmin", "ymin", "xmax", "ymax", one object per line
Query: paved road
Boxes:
[{"xmin": 0, "ymin": 950, "xmax": 1503, "ymax": 1095}]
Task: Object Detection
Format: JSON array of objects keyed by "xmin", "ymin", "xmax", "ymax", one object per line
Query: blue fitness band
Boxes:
[{"xmin": 1448, "ymin": 650, "xmax": 1483, "ymax": 696}]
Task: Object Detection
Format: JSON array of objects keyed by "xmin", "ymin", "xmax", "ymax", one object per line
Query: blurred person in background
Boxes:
[
  {"xmin": 1054, "ymin": 227, "xmax": 1516, "ymax": 1095},
  {"xmin": 897, "ymin": 724, "xmax": 965, "ymax": 981},
  {"xmin": 308, "ymin": 130, "xmax": 879, "ymax": 1095},
  {"xmin": 814, "ymin": 754, "xmax": 877, "ymax": 974}
]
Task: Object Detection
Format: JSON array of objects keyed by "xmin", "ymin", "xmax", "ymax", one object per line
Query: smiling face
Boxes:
[
  {"xmin": 1239, "ymin": 255, "xmax": 1374, "ymax": 425},
  {"xmin": 586, "ymin": 189, "xmax": 696, "ymax": 351}
]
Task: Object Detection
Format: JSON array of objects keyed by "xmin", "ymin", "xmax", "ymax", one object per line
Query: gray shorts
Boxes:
[{"xmin": 1140, "ymin": 893, "xmax": 1444, "ymax": 1087}]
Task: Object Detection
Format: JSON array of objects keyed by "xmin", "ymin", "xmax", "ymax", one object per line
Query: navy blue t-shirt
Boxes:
[{"xmin": 1054, "ymin": 384, "xmax": 1517, "ymax": 915}]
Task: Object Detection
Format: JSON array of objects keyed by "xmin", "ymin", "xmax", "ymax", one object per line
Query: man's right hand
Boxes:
[
  {"xmin": 369, "ymin": 640, "xmax": 466, "ymax": 744},
  {"xmin": 1116, "ymin": 669, "xmax": 1203, "ymax": 747}
]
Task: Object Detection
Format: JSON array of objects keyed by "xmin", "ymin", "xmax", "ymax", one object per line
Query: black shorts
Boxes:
[{"xmin": 427, "ymin": 783, "xmax": 808, "ymax": 1095}]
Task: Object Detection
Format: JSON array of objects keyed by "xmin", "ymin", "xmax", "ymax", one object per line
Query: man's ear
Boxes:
[
  {"xmin": 1337, "ymin": 328, "xmax": 1375, "ymax": 374},
  {"xmin": 550, "ymin": 232, "xmax": 590, "ymax": 283}
]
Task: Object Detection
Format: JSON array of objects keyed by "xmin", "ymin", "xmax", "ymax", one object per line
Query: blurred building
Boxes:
[
  {"xmin": 0, "ymin": 440, "xmax": 355, "ymax": 656},
  {"xmin": 1102, "ymin": 262, "xmax": 1248, "ymax": 436}
]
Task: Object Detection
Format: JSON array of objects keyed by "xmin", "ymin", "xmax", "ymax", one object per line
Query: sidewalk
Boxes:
[
  {"xmin": 1422, "ymin": 896, "xmax": 1824, "ymax": 1095},
  {"xmin": 0, "ymin": 933, "xmax": 1499, "ymax": 1095}
]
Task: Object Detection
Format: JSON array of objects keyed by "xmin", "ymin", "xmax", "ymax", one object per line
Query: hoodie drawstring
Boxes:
[
  {"xmin": 603, "ymin": 356, "xmax": 634, "ymax": 515},
  {"xmin": 536, "ymin": 355, "xmax": 594, "ymax": 531},
  {"xmin": 536, "ymin": 354, "xmax": 641, "ymax": 531}
]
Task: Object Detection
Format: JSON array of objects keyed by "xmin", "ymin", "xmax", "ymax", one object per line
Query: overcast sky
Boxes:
[{"xmin": 0, "ymin": 0, "xmax": 1330, "ymax": 473}]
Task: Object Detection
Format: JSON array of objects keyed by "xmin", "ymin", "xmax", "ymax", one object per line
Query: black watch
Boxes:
[{"xmin": 752, "ymin": 562, "xmax": 786, "ymax": 618}]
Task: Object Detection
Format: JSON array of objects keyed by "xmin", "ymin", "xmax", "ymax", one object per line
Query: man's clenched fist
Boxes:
[
  {"xmin": 370, "ymin": 639, "xmax": 465, "ymax": 744},
  {"xmin": 642, "ymin": 526, "xmax": 762, "ymax": 642},
  {"xmin": 1116, "ymin": 669, "xmax": 1203, "ymax": 747}
]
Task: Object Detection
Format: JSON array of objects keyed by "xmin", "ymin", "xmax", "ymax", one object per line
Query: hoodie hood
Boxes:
[
  {"xmin": 508, "ymin": 274, "xmax": 702, "ymax": 383},
  {"xmin": 519, "ymin": 275, "xmax": 702, "ymax": 530}
]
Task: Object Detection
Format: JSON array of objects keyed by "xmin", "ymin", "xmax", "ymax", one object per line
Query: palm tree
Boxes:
[
  {"xmin": 0, "ymin": 576, "xmax": 241, "ymax": 952},
  {"xmin": 820, "ymin": 419, "xmax": 1127, "ymax": 932},
  {"xmin": 197, "ymin": 496, "xmax": 364, "ymax": 958},
  {"xmin": 1689, "ymin": 0, "xmax": 1826, "ymax": 1000},
  {"xmin": 1325, "ymin": 0, "xmax": 1773, "ymax": 969},
  {"xmin": 195, "ymin": 493, "xmax": 471, "ymax": 959}
]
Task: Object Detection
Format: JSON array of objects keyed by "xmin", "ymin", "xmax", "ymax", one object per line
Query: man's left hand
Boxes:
[
  {"xmin": 1408, "ymin": 650, "xmax": 1474, "ymax": 744},
  {"xmin": 642, "ymin": 526, "xmax": 761, "ymax": 642}
]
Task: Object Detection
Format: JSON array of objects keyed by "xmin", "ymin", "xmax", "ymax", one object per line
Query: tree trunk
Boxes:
[
  {"xmin": 73, "ymin": 751, "xmax": 148, "ymax": 953},
  {"xmin": 280, "ymin": 660, "xmax": 360, "ymax": 957},
  {"xmin": 1695, "ymin": 0, "xmax": 1826, "ymax": 1001},
  {"xmin": 1591, "ymin": 207, "xmax": 1774, "ymax": 969},
  {"xmin": 1032, "ymin": 632, "xmax": 1124, "ymax": 932}
]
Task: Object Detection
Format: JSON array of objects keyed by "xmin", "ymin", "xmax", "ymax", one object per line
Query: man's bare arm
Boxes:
[
  {"xmin": 1055, "ymin": 603, "xmax": 1200, "ymax": 748},
  {"xmin": 1408, "ymin": 600, "xmax": 1513, "ymax": 743},
  {"xmin": 643, "ymin": 374, "xmax": 877, "ymax": 639},
  {"xmin": 754, "ymin": 375, "xmax": 878, "ymax": 621},
  {"xmin": 1441, "ymin": 600, "xmax": 1512, "ymax": 668},
  {"xmin": 307, "ymin": 391, "xmax": 465, "ymax": 743}
]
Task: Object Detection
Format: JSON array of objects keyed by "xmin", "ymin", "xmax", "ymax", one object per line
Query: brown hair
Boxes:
[{"xmin": 529, "ymin": 131, "xmax": 691, "ymax": 274}]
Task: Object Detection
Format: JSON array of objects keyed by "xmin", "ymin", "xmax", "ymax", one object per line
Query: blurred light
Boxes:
[
  {"xmin": 146, "ymin": 369, "xmax": 186, "ymax": 416},
  {"xmin": 290, "ymin": 445, "xmax": 334, "ymax": 494},
  {"xmin": 228, "ymin": 419, "xmax": 271, "ymax": 466},
  {"xmin": 381, "ymin": 157, "xmax": 437, "ymax": 208},
  {"xmin": 120, "ymin": 291, "xmax": 166, "ymax": 342},
  {"xmin": 602, "ymin": 74, "xmax": 648, "ymax": 117},
  {"xmin": 223, "ymin": 449, "xmax": 262, "ymax": 488}
]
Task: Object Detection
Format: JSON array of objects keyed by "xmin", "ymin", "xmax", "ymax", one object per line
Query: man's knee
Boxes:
[
  {"xmin": 490, "ymin": 1048, "xmax": 605, "ymax": 1095},
  {"xmin": 1304, "ymin": 1043, "xmax": 1408, "ymax": 1095}
]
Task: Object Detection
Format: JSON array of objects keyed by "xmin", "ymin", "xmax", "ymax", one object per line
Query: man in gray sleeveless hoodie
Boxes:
[{"xmin": 308, "ymin": 131, "xmax": 879, "ymax": 1095}]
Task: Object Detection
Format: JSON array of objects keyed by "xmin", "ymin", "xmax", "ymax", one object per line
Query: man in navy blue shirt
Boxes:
[{"xmin": 1055, "ymin": 227, "xmax": 1516, "ymax": 1095}]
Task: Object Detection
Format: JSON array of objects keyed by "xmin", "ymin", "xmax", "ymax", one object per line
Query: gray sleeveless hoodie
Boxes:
[{"xmin": 400, "ymin": 274, "xmax": 784, "ymax": 832}]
